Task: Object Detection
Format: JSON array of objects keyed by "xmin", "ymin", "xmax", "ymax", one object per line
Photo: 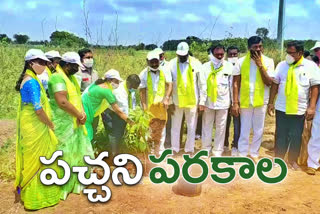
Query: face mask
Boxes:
[
  {"xmin": 111, "ymin": 82, "xmax": 119, "ymax": 89},
  {"xmin": 210, "ymin": 53, "xmax": 223, "ymax": 65},
  {"xmin": 228, "ymin": 57, "xmax": 238, "ymax": 65},
  {"xmin": 285, "ymin": 54, "xmax": 295, "ymax": 65},
  {"xmin": 31, "ymin": 62, "xmax": 46, "ymax": 75},
  {"xmin": 129, "ymin": 88, "xmax": 135, "ymax": 93},
  {"xmin": 83, "ymin": 58, "xmax": 94, "ymax": 68},
  {"xmin": 149, "ymin": 66, "xmax": 159, "ymax": 72}
]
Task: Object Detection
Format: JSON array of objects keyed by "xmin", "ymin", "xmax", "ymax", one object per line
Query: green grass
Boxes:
[{"xmin": 0, "ymin": 44, "xmax": 282, "ymax": 119}]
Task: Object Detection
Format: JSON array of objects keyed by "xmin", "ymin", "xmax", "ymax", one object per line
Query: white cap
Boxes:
[
  {"xmin": 176, "ymin": 42, "xmax": 189, "ymax": 56},
  {"xmin": 311, "ymin": 41, "xmax": 320, "ymax": 51},
  {"xmin": 104, "ymin": 69, "xmax": 123, "ymax": 81},
  {"xmin": 154, "ymin": 47, "xmax": 164, "ymax": 55},
  {"xmin": 61, "ymin": 52, "xmax": 83, "ymax": 67},
  {"xmin": 25, "ymin": 49, "xmax": 50, "ymax": 62},
  {"xmin": 147, "ymin": 51, "xmax": 160, "ymax": 61},
  {"xmin": 45, "ymin": 50, "xmax": 61, "ymax": 59}
]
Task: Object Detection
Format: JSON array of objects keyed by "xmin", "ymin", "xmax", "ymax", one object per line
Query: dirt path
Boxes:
[
  {"xmin": 1, "ymin": 118, "xmax": 320, "ymax": 214},
  {"xmin": 0, "ymin": 120, "xmax": 15, "ymax": 147}
]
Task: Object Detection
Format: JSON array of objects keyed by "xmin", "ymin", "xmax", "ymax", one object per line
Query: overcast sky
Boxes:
[{"xmin": 1, "ymin": 0, "xmax": 319, "ymax": 45}]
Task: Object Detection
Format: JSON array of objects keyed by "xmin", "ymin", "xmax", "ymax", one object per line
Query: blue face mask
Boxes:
[{"xmin": 129, "ymin": 88, "xmax": 135, "ymax": 93}]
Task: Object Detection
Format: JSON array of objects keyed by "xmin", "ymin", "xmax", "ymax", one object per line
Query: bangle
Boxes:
[{"xmin": 165, "ymin": 96, "xmax": 170, "ymax": 99}]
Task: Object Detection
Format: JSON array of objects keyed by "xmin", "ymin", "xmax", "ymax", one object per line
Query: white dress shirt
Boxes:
[{"xmin": 232, "ymin": 54, "xmax": 275, "ymax": 106}]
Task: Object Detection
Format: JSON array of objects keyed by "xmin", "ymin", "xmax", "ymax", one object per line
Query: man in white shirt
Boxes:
[
  {"xmin": 169, "ymin": 42, "xmax": 202, "ymax": 154},
  {"xmin": 199, "ymin": 44, "xmax": 233, "ymax": 156},
  {"xmin": 232, "ymin": 36, "xmax": 275, "ymax": 161},
  {"xmin": 139, "ymin": 51, "xmax": 173, "ymax": 155},
  {"xmin": 268, "ymin": 41, "xmax": 320, "ymax": 172}
]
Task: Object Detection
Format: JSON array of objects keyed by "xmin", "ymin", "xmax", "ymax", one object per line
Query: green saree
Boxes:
[{"xmin": 48, "ymin": 65, "xmax": 94, "ymax": 200}]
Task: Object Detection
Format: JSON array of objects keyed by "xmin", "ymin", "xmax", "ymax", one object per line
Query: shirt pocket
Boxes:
[
  {"xmin": 298, "ymin": 73, "xmax": 309, "ymax": 87},
  {"xmin": 218, "ymin": 74, "xmax": 230, "ymax": 96}
]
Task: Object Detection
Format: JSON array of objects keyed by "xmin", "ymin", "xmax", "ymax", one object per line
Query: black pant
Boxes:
[
  {"xmin": 224, "ymin": 110, "xmax": 240, "ymax": 149},
  {"xmin": 102, "ymin": 109, "xmax": 127, "ymax": 155},
  {"xmin": 275, "ymin": 110, "xmax": 305, "ymax": 163}
]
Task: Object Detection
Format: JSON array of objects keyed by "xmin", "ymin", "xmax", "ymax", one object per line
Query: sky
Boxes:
[{"xmin": 0, "ymin": 0, "xmax": 319, "ymax": 46}]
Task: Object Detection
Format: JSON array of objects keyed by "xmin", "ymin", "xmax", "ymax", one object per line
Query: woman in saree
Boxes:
[
  {"xmin": 82, "ymin": 69, "xmax": 133, "ymax": 142},
  {"xmin": 48, "ymin": 52, "xmax": 94, "ymax": 200},
  {"xmin": 15, "ymin": 49, "xmax": 60, "ymax": 210}
]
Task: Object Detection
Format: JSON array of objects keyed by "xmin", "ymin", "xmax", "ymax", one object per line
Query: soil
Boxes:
[
  {"xmin": 1, "ymin": 117, "xmax": 320, "ymax": 214},
  {"xmin": 149, "ymin": 118, "xmax": 166, "ymax": 144},
  {"xmin": 0, "ymin": 120, "xmax": 16, "ymax": 147}
]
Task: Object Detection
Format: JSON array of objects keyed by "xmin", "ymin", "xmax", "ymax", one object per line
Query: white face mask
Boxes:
[
  {"xmin": 228, "ymin": 57, "xmax": 238, "ymax": 65},
  {"xmin": 110, "ymin": 82, "xmax": 119, "ymax": 89},
  {"xmin": 83, "ymin": 58, "xmax": 94, "ymax": 68},
  {"xmin": 210, "ymin": 53, "xmax": 223, "ymax": 65},
  {"xmin": 285, "ymin": 54, "xmax": 295, "ymax": 65},
  {"xmin": 148, "ymin": 66, "xmax": 159, "ymax": 72}
]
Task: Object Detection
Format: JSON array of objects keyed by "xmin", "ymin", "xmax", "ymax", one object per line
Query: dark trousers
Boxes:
[
  {"xmin": 102, "ymin": 109, "xmax": 127, "ymax": 155},
  {"xmin": 224, "ymin": 110, "xmax": 241, "ymax": 149},
  {"xmin": 275, "ymin": 110, "xmax": 305, "ymax": 163},
  {"xmin": 196, "ymin": 113, "xmax": 202, "ymax": 136}
]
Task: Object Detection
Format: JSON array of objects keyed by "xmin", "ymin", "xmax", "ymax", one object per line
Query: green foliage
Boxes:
[
  {"xmin": 124, "ymin": 107, "xmax": 152, "ymax": 153},
  {"xmin": 145, "ymin": 44, "xmax": 157, "ymax": 50},
  {"xmin": 50, "ymin": 31, "xmax": 89, "ymax": 47},
  {"xmin": 256, "ymin": 27, "xmax": 269, "ymax": 39},
  {"xmin": 13, "ymin": 34, "xmax": 29, "ymax": 44},
  {"xmin": 0, "ymin": 34, "xmax": 11, "ymax": 43}
]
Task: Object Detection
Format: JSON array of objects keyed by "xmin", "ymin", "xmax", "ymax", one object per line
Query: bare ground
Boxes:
[{"xmin": 1, "ymin": 117, "xmax": 320, "ymax": 214}]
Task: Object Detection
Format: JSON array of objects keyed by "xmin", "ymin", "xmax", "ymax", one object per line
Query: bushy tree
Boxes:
[
  {"xmin": 13, "ymin": 34, "xmax": 29, "ymax": 44},
  {"xmin": 0, "ymin": 34, "xmax": 11, "ymax": 43},
  {"xmin": 50, "ymin": 31, "xmax": 88, "ymax": 47},
  {"xmin": 145, "ymin": 44, "xmax": 157, "ymax": 50}
]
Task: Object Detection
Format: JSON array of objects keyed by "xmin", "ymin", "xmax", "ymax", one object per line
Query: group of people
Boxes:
[{"xmin": 15, "ymin": 36, "xmax": 320, "ymax": 210}]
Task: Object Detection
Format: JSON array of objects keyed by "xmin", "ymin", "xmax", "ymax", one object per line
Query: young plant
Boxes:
[{"xmin": 124, "ymin": 107, "xmax": 152, "ymax": 153}]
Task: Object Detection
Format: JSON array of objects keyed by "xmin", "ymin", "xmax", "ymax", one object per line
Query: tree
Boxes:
[
  {"xmin": 50, "ymin": 31, "xmax": 88, "ymax": 47},
  {"xmin": 145, "ymin": 44, "xmax": 157, "ymax": 50},
  {"xmin": 0, "ymin": 34, "xmax": 11, "ymax": 43},
  {"xmin": 135, "ymin": 43, "xmax": 145, "ymax": 50},
  {"xmin": 256, "ymin": 27, "xmax": 269, "ymax": 39},
  {"xmin": 13, "ymin": 34, "xmax": 29, "ymax": 44}
]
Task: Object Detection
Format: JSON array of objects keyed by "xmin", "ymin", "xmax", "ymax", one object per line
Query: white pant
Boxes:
[
  {"xmin": 159, "ymin": 126, "xmax": 166, "ymax": 152},
  {"xmin": 171, "ymin": 106, "xmax": 197, "ymax": 153},
  {"xmin": 308, "ymin": 111, "xmax": 320, "ymax": 169},
  {"xmin": 238, "ymin": 105, "xmax": 267, "ymax": 157},
  {"xmin": 201, "ymin": 108, "xmax": 228, "ymax": 156}
]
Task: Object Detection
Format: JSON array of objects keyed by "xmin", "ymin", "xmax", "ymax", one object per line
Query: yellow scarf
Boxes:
[
  {"xmin": 147, "ymin": 69, "xmax": 166, "ymax": 109},
  {"xmin": 240, "ymin": 53, "xmax": 265, "ymax": 108},
  {"xmin": 207, "ymin": 63, "xmax": 224, "ymax": 103},
  {"xmin": 176, "ymin": 57, "xmax": 196, "ymax": 108},
  {"xmin": 45, "ymin": 66, "xmax": 52, "ymax": 77},
  {"xmin": 285, "ymin": 57, "xmax": 304, "ymax": 115},
  {"xmin": 56, "ymin": 65, "xmax": 87, "ymax": 135}
]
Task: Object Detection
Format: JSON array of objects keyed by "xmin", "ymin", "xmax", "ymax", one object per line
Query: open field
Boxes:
[{"xmin": 2, "ymin": 45, "xmax": 317, "ymax": 214}]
